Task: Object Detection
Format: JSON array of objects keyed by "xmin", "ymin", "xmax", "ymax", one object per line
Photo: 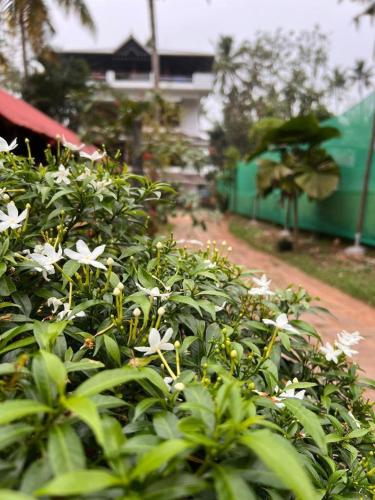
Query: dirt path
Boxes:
[{"xmin": 172, "ymin": 212, "xmax": 375, "ymax": 382}]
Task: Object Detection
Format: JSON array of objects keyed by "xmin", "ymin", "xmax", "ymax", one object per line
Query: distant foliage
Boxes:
[{"xmin": 0, "ymin": 142, "xmax": 374, "ymax": 499}]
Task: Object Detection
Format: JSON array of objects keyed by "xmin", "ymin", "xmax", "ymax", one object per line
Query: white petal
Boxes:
[
  {"xmin": 76, "ymin": 240, "xmax": 91, "ymax": 257},
  {"xmin": 64, "ymin": 248, "xmax": 82, "ymax": 261},
  {"xmin": 0, "ymin": 221, "xmax": 10, "ymax": 232},
  {"xmin": 91, "ymin": 244, "xmax": 106, "ymax": 259},
  {"xmin": 161, "ymin": 327, "xmax": 173, "ymax": 344},
  {"xmin": 134, "ymin": 346, "xmax": 150, "ymax": 352},
  {"xmin": 7, "ymin": 202, "xmax": 18, "ymax": 218},
  {"xmin": 276, "ymin": 313, "xmax": 288, "ymax": 328},
  {"xmin": 148, "ymin": 328, "xmax": 161, "ymax": 349},
  {"xmin": 161, "ymin": 343, "xmax": 174, "ymax": 351},
  {"xmin": 89, "ymin": 260, "xmax": 107, "ymax": 270},
  {"xmin": 263, "ymin": 319, "xmax": 276, "ymax": 326}
]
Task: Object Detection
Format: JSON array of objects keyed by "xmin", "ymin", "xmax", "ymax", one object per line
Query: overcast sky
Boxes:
[
  {"xmin": 50, "ymin": 0, "xmax": 374, "ymax": 126},
  {"xmin": 51, "ymin": 0, "xmax": 374, "ymax": 64}
]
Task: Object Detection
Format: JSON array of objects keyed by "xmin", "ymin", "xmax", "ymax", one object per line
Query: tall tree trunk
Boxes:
[
  {"xmin": 148, "ymin": 0, "xmax": 159, "ymax": 91},
  {"xmin": 355, "ymin": 106, "xmax": 375, "ymax": 246},
  {"xmin": 19, "ymin": 9, "xmax": 29, "ymax": 79}
]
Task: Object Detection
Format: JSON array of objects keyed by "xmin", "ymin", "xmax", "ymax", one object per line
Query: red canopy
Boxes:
[{"xmin": 0, "ymin": 87, "xmax": 95, "ymax": 153}]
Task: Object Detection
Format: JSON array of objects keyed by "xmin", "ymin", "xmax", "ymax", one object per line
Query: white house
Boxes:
[{"xmin": 58, "ymin": 36, "xmax": 214, "ymax": 140}]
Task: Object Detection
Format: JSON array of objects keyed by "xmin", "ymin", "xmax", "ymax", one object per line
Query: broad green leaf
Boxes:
[
  {"xmin": 40, "ymin": 350, "xmax": 67, "ymax": 394},
  {"xmin": 0, "ymin": 423, "xmax": 34, "ymax": 451},
  {"xmin": 169, "ymin": 295, "xmax": 202, "ymax": 314},
  {"xmin": 0, "ymin": 400, "xmax": 51, "ymax": 425},
  {"xmin": 104, "ymin": 334, "xmax": 121, "ymax": 366},
  {"xmin": 63, "ymin": 396, "xmax": 104, "ymax": 446},
  {"xmin": 0, "ymin": 491, "xmax": 34, "ymax": 500},
  {"xmin": 142, "ymin": 473, "xmax": 208, "ymax": 500},
  {"xmin": 32, "ymin": 355, "xmax": 54, "ymax": 405},
  {"xmin": 65, "ymin": 358, "xmax": 104, "ymax": 372},
  {"xmin": 213, "ymin": 466, "xmax": 256, "ymax": 500},
  {"xmin": 153, "ymin": 412, "xmax": 181, "ymax": 440},
  {"xmin": 33, "ymin": 320, "xmax": 67, "ymax": 350},
  {"xmin": 183, "ymin": 385, "xmax": 216, "ymax": 433},
  {"xmin": 74, "ymin": 367, "xmax": 147, "ymax": 397},
  {"xmin": 131, "ymin": 439, "xmax": 191, "ymax": 480},
  {"xmin": 36, "ymin": 470, "xmax": 122, "ymax": 496},
  {"xmin": 241, "ymin": 430, "xmax": 318, "ymax": 500},
  {"xmin": 48, "ymin": 424, "xmax": 85, "ymax": 475},
  {"xmin": 284, "ymin": 399, "xmax": 327, "ymax": 454}
]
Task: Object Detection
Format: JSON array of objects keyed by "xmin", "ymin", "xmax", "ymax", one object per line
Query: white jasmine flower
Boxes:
[
  {"xmin": 0, "ymin": 202, "xmax": 28, "ymax": 232},
  {"xmin": 76, "ymin": 166, "xmax": 93, "ymax": 181},
  {"xmin": 215, "ymin": 301, "xmax": 227, "ymax": 312},
  {"xmin": 0, "ymin": 137, "xmax": 17, "ymax": 152},
  {"xmin": 263, "ymin": 313, "xmax": 297, "ymax": 333},
  {"xmin": 90, "ymin": 178, "xmax": 112, "ymax": 201},
  {"xmin": 62, "ymin": 136, "xmax": 85, "ymax": 152},
  {"xmin": 47, "ymin": 297, "xmax": 63, "ymax": 314},
  {"xmin": 275, "ymin": 378, "xmax": 306, "ymax": 408},
  {"xmin": 56, "ymin": 303, "xmax": 86, "ymax": 321},
  {"xmin": 320, "ymin": 342, "xmax": 342, "ymax": 364},
  {"xmin": 80, "ymin": 150, "xmax": 106, "ymax": 162},
  {"xmin": 348, "ymin": 411, "xmax": 361, "ymax": 429},
  {"xmin": 253, "ymin": 274, "xmax": 272, "ymax": 288},
  {"xmin": 64, "ymin": 240, "xmax": 106, "ymax": 270},
  {"xmin": 337, "ymin": 330, "xmax": 363, "ymax": 346},
  {"xmin": 335, "ymin": 341, "xmax": 358, "ymax": 358},
  {"xmin": 136, "ymin": 283, "xmax": 171, "ymax": 301},
  {"xmin": 52, "ymin": 165, "xmax": 71, "ymax": 185},
  {"xmin": 203, "ymin": 259, "xmax": 216, "ymax": 269},
  {"xmin": 30, "ymin": 243, "xmax": 63, "ymax": 280},
  {"xmin": 134, "ymin": 327, "xmax": 174, "ymax": 356},
  {"xmin": 249, "ymin": 274, "xmax": 275, "ymax": 296}
]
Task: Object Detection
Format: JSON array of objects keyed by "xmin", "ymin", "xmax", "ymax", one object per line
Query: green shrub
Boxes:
[{"xmin": 0, "ymin": 140, "xmax": 374, "ymax": 499}]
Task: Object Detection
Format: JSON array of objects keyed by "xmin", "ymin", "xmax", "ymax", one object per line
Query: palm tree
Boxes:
[
  {"xmin": 350, "ymin": 59, "xmax": 374, "ymax": 100},
  {"xmin": 328, "ymin": 67, "xmax": 348, "ymax": 111},
  {"xmin": 147, "ymin": 0, "xmax": 159, "ymax": 91},
  {"xmin": 3, "ymin": 0, "xmax": 94, "ymax": 78},
  {"xmin": 213, "ymin": 36, "xmax": 245, "ymax": 95}
]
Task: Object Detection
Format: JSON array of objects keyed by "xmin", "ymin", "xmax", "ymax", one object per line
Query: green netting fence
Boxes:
[{"xmin": 218, "ymin": 92, "xmax": 375, "ymax": 246}]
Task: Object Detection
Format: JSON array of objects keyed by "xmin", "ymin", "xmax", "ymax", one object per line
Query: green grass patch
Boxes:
[{"xmin": 229, "ymin": 215, "xmax": 375, "ymax": 307}]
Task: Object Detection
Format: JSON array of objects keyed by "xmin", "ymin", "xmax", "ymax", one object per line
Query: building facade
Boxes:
[{"xmin": 58, "ymin": 37, "xmax": 214, "ymax": 141}]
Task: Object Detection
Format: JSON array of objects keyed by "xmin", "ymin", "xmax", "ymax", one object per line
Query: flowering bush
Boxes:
[{"xmin": 0, "ymin": 141, "xmax": 374, "ymax": 499}]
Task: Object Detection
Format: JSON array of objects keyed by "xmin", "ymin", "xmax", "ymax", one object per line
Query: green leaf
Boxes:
[
  {"xmin": 0, "ymin": 423, "xmax": 34, "ymax": 451},
  {"xmin": 33, "ymin": 320, "xmax": 67, "ymax": 350},
  {"xmin": 153, "ymin": 412, "xmax": 181, "ymax": 440},
  {"xmin": 48, "ymin": 424, "xmax": 86, "ymax": 475},
  {"xmin": 36, "ymin": 470, "xmax": 122, "ymax": 496},
  {"xmin": 284, "ymin": 399, "xmax": 327, "ymax": 454},
  {"xmin": 40, "ymin": 350, "xmax": 67, "ymax": 394},
  {"xmin": 0, "ymin": 491, "xmax": 35, "ymax": 500},
  {"xmin": 104, "ymin": 334, "xmax": 121, "ymax": 366},
  {"xmin": 0, "ymin": 400, "xmax": 51, "ymax": 425},
  {"xmin": 241, "ymin": 430, "xmax": 318, "ymax": 500},
  {"xmin": 63, "ymin": 396, "xmax": 104, "ymax": 446},
  {"xmin": 213, "ymin": 466, "xmax": 256, "ymax": 500},
  {"xmin": 183, "ymin": 385, "xmax": 216, "ymax": 433},
  {"xmin": 65, "ymin": 358, "xmax": 104, "ymax": 373},
  {"xmin": 131, "ymin": 439, "xmax": 191, "ymax": 480},
  {"xmin": 169, "ymin": 295, "xmax": 202, "ymax": 314},
  {"xmin": 74, "ymin": 367, "xmax": 147, "ymax": 398},
  {"xmin": 32, "ymin": 355, "xmax": 54, "ymax": 405}
]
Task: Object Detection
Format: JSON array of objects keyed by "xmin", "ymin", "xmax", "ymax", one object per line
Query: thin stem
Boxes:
[{"xmin": 157, "ymin": 349, "xmax": 176, "ymax": 380}]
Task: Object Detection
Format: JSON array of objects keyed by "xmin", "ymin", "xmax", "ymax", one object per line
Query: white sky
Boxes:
[{"xmin": 50, "ymin": 0, "xmax": 375, "ymax": 126}]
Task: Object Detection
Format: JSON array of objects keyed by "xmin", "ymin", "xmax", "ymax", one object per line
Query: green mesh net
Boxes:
[{"xmin": 218, "ymin": 92, "xmax": 375, "ymax": 245}]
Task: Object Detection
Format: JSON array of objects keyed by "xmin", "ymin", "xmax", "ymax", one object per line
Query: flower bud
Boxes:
[
  {"xmin": 221, "ymin": 240, "xmax": 227, "ymax": 246},
  {"xmin": 106, "ymin": 257, "xmax": 114, "ymax": 266},
  {"xmin": 3, "ymin": 194, "xmax": 10, "ymax": 202},
  {"xmin": 230, "ymin": 349, "xmax": 238, "ymax": 359},
  {"xmin": 174, "ymin": 340, "xmax": 181, "ymax": 348},
  {"xmin": 113, "ymin": 287, "xmax": 121, "ymax": 296},
  {"xmin": 228, "ymin": 246, "xmax": 233, "ymax": 252},
  {"xmin": 117, "ymin": 282, "xmax": 124, "ymax": 291},
  {"xmin": 157, "ymin": 306, "xmax": 166, "ymax": 316},
  {"xmin": 133, "ymin": 307, "xmax": 141, "ymax": 317},
  {"xmin": 156, "ymin": 241, "xmax": 163, "ymax": 249},
  {"xmin": 174, "ymin": 382, "xmax": 185, "ymax": 391}
]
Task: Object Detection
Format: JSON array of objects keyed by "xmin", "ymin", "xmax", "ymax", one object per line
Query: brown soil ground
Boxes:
[{"xmin": 172, "ymin": 212, "xmax": 375, "ymax": 385}]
